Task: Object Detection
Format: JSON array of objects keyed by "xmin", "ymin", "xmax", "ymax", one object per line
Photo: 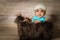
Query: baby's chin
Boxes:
[{"xmin": 38, "ymin": 16, "xmax": 43, "ymax": 18}]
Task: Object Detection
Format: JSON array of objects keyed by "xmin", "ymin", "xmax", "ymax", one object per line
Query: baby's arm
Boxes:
[
  {"xmin": 34, "ymin": 20, "xmax": 40, "ymax": 24},
  {"xmin": 32, "ymin": 17, "xmax": 40, "ymax": 24}
]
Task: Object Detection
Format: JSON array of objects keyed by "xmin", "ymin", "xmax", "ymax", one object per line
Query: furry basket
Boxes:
[{"xmin": 15, "ymin": 16, "xmax": 53, "ymax": 40}]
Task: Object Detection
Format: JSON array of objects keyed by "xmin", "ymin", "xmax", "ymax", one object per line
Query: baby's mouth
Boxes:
[{"xmin": 38, "ymin": 15, "xmax": 42, "ymax": 18}]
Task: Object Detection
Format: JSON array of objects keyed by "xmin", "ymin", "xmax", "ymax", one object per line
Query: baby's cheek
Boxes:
[
  {"xmin": 35, "ymin": 12, "xmax": 39, "ymax": 16},
  {"xmin": 42, "ymin": 12, "xmax": 45, "ymax": 15}
]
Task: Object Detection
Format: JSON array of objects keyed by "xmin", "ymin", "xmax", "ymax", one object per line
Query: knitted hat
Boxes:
[{"xmin": 34, "ymin": 4, "xmax": 47, "ymax": 11}]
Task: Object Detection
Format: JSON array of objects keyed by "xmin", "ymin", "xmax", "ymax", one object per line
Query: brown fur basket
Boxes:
[{"xmin": 15, "ymin": 16, "xmax": 53, "ymax": 40}]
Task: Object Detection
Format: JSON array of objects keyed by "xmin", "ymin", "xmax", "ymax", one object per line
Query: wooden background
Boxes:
[{"xmin": 0, "ymin": 0, "xmax": 60, "ymax": 40}]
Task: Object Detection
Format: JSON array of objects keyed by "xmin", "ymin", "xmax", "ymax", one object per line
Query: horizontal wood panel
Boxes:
[{"xmin": 0, "ymin": 0, "xmax": 60, "ymax": 40}]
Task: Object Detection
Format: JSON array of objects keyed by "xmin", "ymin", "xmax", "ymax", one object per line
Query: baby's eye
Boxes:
[
  {"xmin": 36, "ymin": 9, "xmax": 39, "ymax": 12},
  {"xmin": 41, "ymin": 10, "xmax": 44, "ymax": 12}
]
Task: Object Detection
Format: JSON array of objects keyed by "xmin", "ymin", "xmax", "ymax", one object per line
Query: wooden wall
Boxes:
[{"xmin": 0, "ymin": 0, "xmax": 60, "ymax": 40}]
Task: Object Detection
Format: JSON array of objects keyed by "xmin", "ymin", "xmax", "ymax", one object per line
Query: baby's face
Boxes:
[{"xmin": 35, "ymin": 9, "xmax": 45, "ymax": 17}]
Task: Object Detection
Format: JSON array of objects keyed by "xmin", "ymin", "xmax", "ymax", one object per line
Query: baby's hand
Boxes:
[{"xmin": 34, "ymin": 20, "xmax": 40, "ymax": 24}]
